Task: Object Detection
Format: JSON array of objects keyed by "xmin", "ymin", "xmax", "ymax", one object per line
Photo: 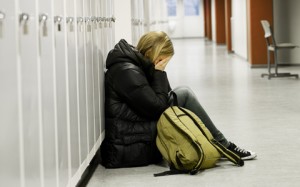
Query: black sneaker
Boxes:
[{"xmin": 228, "ymin": 142, "xmax": 257, "ymax": 160}]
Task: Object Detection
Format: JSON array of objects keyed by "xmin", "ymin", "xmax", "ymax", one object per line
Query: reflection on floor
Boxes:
[{"xmin": 87, "ymin": 38, "xmax": 300, "ymax": 187}]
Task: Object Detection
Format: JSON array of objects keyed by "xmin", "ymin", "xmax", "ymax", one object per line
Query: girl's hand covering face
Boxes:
[{"xmin": 154, "ymin": 56, "xmax": 172, "ymax": 71}]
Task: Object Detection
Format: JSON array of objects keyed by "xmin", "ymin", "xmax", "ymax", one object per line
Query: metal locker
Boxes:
[
  {"xmin": 75, "ymin": 0, "xmax": 89, "ymax": 167},
  {"xmin": 18, "ymin": 0, "xmax": 43, "ymax": 186},
  {"xmin": 38, "ymin": 0, "xmax": 59, "ymax": 186},
  {"xmin": 53, "ymin": 0, "xmax": 69, "ymax": 186},
  {"xmin": 101, "ymin": 0, "xmax": 109, "ymax": 60},
  {"xmin": 0, "ymin": 0, "xmax": 114, "ymax": 185},
  {"xmin": 65, "ymin": 0, "xmax": 80, "ymax": 177},
  {"xmin": 107, "ymin": 0, "xmax": 115, "ymax": 54},
  {"xmin": 91, "ymin": 0, "xmax": 101, "ymax": 147},
  {"xmin": 131, "ymin": 0, "xmax": 144, "ymax": 45},
  {"xmin": 137, "ymin": 0, "xmax": 145, "ymax": 39},
  {"xmin": 98, "ymin": 0, "xmax": 106, "ymax": 139},
  {"xmin": 0, "ymin": 1, "xmax": 22, "ymax": 186},
  {"xmin": 83, "ymin": 0, "xmax": 96, "ymax": 158}
]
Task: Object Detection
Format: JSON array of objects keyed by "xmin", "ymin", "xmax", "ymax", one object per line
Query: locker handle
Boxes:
[
  {"xmin": 54, "ymin": 16, "xmax": 62, "ymax": 22},
  {"xmin": 0, "ymin": 11, "xmax": 5, "ymax": 38},
  {"xmin": 19, "ymin": 13, "xmax": 30, "ymax": 35},
  {"xmin": 66, "ymin": 17, "xmax": 74, "ymax": 23},
  {"xmin": 0, "ymin": 11, "xmax": 5, "ymax": 20},
  {"xmin": 111, "ymin": 16, "xmax": 116, "ymax": 22},
  {"xmin": 108, "ymin": 16, "xmax": 115, "ymax": 28},
  {"xmin": 104, "ymin": 17, "xmax": 109, "ymax": 28},
  {"xmin": 77, "ymin": 17, "xmax": 83, "ymax": 32},
  {"xmin": 91, "ymin": 16, "xmax": 97, "ymax": 29},
  {"xmin": 66, "ymin": 17, "xmax": 74, "ymax": 32},
  {"xmin": 19, "ymin": 13, "xmax": 29, "ymax": 22},
  {"xmin": 97, "ymin": 17, "xmax": 104, "ymax": 28},
  {"xmin": 54, "ymin": 16, "xmax": 63, "ymax": 31},
  {"xmin": 77, "ymin": 17, "xmax": 84, "ymax": 23},
  {"xmin": 85, "ymin": 17, "xmax": 91, "ymax": 32},
  {"xmin": 39, "ymin": 14, "xmax": 48, "ymax": 22},
  {"xmin": 39, "ymin": 14, "xmax": 48, "ymax": 36}
]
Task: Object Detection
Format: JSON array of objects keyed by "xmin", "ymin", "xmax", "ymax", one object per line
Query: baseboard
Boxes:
[
  {"xmin": 74, "ymin": 132, "xmax": 105, "ymax": 187},
  {"xmin": 76, "ymin": 148, "xmax": 102, "ymax": 187},
  {"xmin": 251, "ymin": 64, "xmax": 300, "ymax": 68},
  {"xmin": 277, "ymin": 63, "xmax": 300, "ymax": 66},
  {"xmin": 251, "ymin": 64, "xmax": 268, "ymax": 68}
]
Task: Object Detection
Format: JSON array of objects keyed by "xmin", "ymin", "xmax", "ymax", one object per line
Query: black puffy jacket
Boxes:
[{"xmin": 101, "ymin": 39, "xmax": 171, "ymax": 168}]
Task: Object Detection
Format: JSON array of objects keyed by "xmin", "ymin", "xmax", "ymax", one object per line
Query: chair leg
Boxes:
[
  {"xmin": 261, "ymin": 49, "xmax": 272, "ymax": 79},
  {"xmin": 275, "ymin": 49, "xmax": 299, "ymax": 78},
  {"xmin": 274, "ymin": 49, "xmax": 279, "ymax": 75},
  {"xmin": 261, "ymin": 49, "xmax": 299, "ymax": 79},
  {"xmin": 268, "ymin": 50, "xmax": 271, "ymax": 74}
]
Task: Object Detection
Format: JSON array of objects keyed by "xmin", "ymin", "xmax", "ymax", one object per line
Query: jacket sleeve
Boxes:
[{"xmin": 112, "ymin": 66, "xmax": 170, "ymax": 120}]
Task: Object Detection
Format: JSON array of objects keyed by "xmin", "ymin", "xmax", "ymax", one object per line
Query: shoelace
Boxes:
[{"xmin": 234, "ymin": 146, "xmax": 248, "ymax": 154}]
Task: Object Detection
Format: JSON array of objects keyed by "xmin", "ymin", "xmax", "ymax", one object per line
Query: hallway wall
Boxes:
[
  {"xmin": 211, "ymin": 0, "xmax": 216, "ymax": 41},
  {"xmin": 210, "ymin": 0, "xmax": 247, "ymax": 60},
  {"xmin": 0, "ymin": 0, "xmax": 114, "ymax": 186},
  {"xmin": 231, "ymin": 0, "xmax": 247, "ymax": 59},
  {"xmin": 274, "ymin": 0, "xmax": 300, "ymax": 65}
]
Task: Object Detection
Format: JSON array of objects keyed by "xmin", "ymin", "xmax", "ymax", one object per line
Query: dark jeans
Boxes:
[{"xmin": 169, "ymin": 86, "xmax": 230, "ymax": 147}]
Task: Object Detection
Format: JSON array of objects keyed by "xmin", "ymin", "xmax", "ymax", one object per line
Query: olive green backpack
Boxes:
[{"xmin": 155, "ymin": 106, "xmax": 244, "ymax": 176}]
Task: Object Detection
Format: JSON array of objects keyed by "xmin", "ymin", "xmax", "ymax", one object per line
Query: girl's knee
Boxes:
[
  {"xmin": 173, "ymin": 85, "xmax": 191, "ymax": 92},
  {"xmin": 173, "ymin": 86, "xmax": 194, "ymax": 96},
  {"xmin": 172, "ymin": 86, "xmax": 196, "ymax": 103}
]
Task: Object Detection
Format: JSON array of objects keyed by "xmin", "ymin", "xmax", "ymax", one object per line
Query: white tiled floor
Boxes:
[{"xmin": 86, "ymin": 38, "xmax": 300, "ymax": 187}]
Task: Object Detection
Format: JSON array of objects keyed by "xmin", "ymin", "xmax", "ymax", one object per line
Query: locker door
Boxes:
[
  {"xmin": 99, "ymin": 0, "xmax": 106, "ymax": 137},
  {"xmin": 97, "ymin": 0, "xmax": 105, "ymax": 139},
  {"xmin": 84, "ymin": 0, "xmax": 95, "ymax": 157},
  {"xmin": 100, "ymin": 0, "xmax": 108, "ymax": 60},
  {"xmin": 131, "ymin": 0, "xmax": 144, "ymax": 45},
  {"xmin": 65, "ymin": 0, "xmax": 80, "ymax": 176},
  {"xmin": 0, "ymin": 1, "xmax": 21, "ymax": 186},
  {"xmin": 18, "ymin": 0, "xmax": 43, "ymax": 186},
  {"xmin": 106, "ymin": 0, "xmax": 115, "ymax": 52},
  {"xmin": 91, "ymin": 0, "xmax": 100, "ymax": 144},
  {"xmin": 38, "ymin": 0, "xmax": 58, "ymax": 187},
  {"xmin": 53, "ymin": 0, "xmax": 69, "ymax": 186},
  {"xmin": 137, "ymin": 0, "xmax": 144, "ymax": 38},
  {"xmin": 75, "ymin": 0, "xmax": 88, "ymax": 165}
]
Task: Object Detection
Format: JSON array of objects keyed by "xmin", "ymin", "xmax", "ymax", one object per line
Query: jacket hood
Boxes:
[{"xmin": 106, "ymin": 39, "xmax": 155, "ymax": 76}]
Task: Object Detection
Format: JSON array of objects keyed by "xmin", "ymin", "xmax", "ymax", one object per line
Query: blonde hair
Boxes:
[{"xmin": 136, "ymin": 31, "xmax": 174, "ymax": 62}]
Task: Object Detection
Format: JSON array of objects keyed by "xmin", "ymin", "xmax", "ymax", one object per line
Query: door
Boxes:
[{"xmin": 167, "ymin": 0, "xmax": 204, "ymax": 38}]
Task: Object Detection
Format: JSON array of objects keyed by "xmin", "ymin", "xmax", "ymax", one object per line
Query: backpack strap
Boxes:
[
  {"xmin": 154, "ymin": 166, "xmax": 188, "ymax": 177},
  {"xmin": 178, "ymin": 107, "xmax": 244, "ymax": 167},
  {"xmin": 154, "ymin": 164, "xmax": 199, "ymax": 177},
  {"xmin": 168, "ymin": 91, "xmax": 178, "ymax": 106},
  {"xmin": 211, "ymin": 139, "xmax": 244, "ymax": 166}
]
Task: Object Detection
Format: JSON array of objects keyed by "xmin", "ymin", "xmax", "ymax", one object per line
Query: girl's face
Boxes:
[{"xmin": 153, "ymin": 55, "xmax": 172, "ymax": 65}]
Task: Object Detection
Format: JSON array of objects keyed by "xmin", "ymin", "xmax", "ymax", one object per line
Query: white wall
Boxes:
[
  {"xmin": 273, "ymin": 0, "xmax": 300, "ymax": 64},
  {"xmin": 211, "ymin": 0, "xmax": 216, "ymax": 41},
  {"xmin": 231, "ymin": 0, "xmax": 247, "ymax": 59}
]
